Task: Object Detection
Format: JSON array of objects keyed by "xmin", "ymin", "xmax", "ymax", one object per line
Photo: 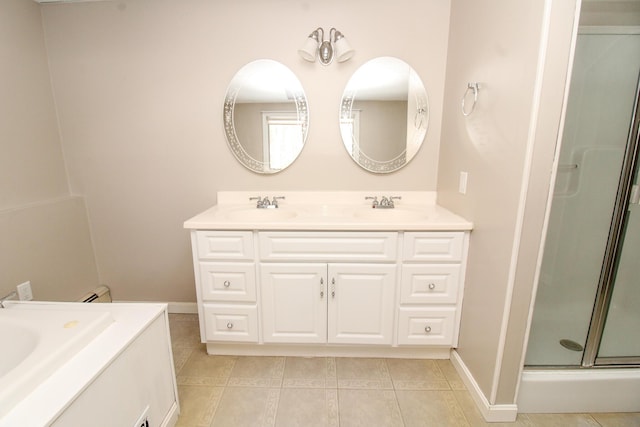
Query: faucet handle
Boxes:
[
  {"xmin": 365, "ymin": 196, "xmax": 379, "ymax": 207},
  {"xmin": 272, "ymin": 196, "xmax": 285, "ymax": 208},
  {"xmin": 249, "ymin": 196, "xmax": 261, "ymax": 207},
  {"xmin": 389, "ymin": 195, "xmax": 401, "ymax": 207}
]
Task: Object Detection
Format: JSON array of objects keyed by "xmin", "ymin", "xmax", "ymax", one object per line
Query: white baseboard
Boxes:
[
  {"xmin": 112, "ymin": 300, "xmax": 198, "ymax": 314},
  {"xmin": 167, "ymin": 302, "xmax": 198, "ymax": 314},
  {"xmin": 450, "ymin": 350, "xmax": 518, "ymax": 423}
]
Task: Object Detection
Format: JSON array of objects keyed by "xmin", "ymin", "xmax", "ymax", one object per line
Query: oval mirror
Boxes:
[
  {"xmin": 223, "ymin": 60, "xmax": 309, "ymax": 174},
  {"xmin": 340, "ymin": 57, "xmax": 428, "ymax": 173}
]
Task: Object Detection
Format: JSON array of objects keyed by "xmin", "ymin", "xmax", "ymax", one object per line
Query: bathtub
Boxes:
[
  {"xmin": 0, "ymin": 306, "xmax": 113, "ymax": 417},
  {"xmin": 0, "ymin": 301, "xmax": 179, "ymax": 426}
]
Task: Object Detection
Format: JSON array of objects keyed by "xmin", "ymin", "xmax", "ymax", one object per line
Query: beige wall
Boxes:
[
  {"xmin": 40, "ymin": 0, "xmax": 451, "ymax": 302},
  {"xmin": 0, "ymin": 0, "xmax": 99, "ymax": 301},
  {"xmin": 438, "ymin": 0, "xmax": 579, "ymax": 407}
]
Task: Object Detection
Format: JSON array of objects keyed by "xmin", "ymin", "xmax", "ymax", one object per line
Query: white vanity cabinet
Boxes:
[
  {"xmin": 194, "ymin": 230, "xmax": 259, "ymax": 343},
  {"xmin": 397, "ymin": 232, "xmax": 467, "ymax": 346},
  {"xmin": 260, "ymin": 263, "xmax": 396, "ymax": 345},
  {"xmin": 189, "ymin": 228, "xmax": 468, "ymax": 357}
]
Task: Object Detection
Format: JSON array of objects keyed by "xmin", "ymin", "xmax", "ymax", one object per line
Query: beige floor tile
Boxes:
[
  {"xmin": 169, "ymin": 315, "xmax": 201, "ymax": 349},
  {"xmin": 178, "ymin": 347, "xmax": 237, "ymax": 386},
  {"xmin": 228, "ymin": 356, "xmax": 285, "ymax": 387},
  {"xmin": 175, "ymin": 384, "xmax": 224, "ymax": 427},
  {"xmin": 338, "ymin": 389, "xmax": 403, "ymax": 426},
  {"xmin": 336, "ymin": 357, "xmax": 393, "ymax": 389},
  {"xmin": 386, "ymin": 358, "xmax": 450, "ymax": 390},
  {"xmin": 211, "ymin": 387, "xmax": 280, "ymax": 427},
  {"xmin": 591, "ymin": 413, "xmax": 640, "ymax": 427},
  {"xmin": 282, "ymin": 357, "xmax": 337, "ymax": 388},
  {"xmin": 525, "ymin": 413, "xmax": 600, "ymax": 426},
  {"xmin": 436, "ymin": 359, "xmax": 467, "ymax": 390},
  {"xmin": 275, "ymin": 388, "xmax": 339, "ymax": 427},
  {"xmin": 396, "ymin": 390, "xmax": 469, "ymax": 427},
  {"xmin": 172, "ymin": 346, "xmax": 195, "ymax": 375}
]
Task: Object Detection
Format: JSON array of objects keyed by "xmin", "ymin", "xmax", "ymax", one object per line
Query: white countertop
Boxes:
[{"xmin": 184, "ymin": 191, "xmax": 473, "ymax": 231}]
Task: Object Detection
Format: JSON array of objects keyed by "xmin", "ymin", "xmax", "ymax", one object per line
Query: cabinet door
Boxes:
[
  {"xmin": 327, "ymin": 264, "xmax": 396, "ymax": 345},
  {"xmin": 260, "ymin": 263, "xmax": 327, "ymax": 343}
]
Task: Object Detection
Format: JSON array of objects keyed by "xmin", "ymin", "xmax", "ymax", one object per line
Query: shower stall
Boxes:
[{"xmin": 519, "ymin": 27, "xmax": 640, "ymax": 412}]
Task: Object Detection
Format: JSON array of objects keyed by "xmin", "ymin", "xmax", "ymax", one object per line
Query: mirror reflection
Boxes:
[
  {"xmin": 340, "ymin": 57, "xmax": 428, "ymax": 173},
  {"xmin": 223, "ymin": 60, "xmax": 309, "ymax": 174}
]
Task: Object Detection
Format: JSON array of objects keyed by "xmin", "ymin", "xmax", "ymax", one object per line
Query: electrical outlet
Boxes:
[{"xmin": 17, "ymin": 281, "xmax": 33, "ymax": 301}]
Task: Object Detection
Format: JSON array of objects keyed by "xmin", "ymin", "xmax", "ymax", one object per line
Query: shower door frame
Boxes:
[{"xmin": 581, "ymin": 26, "xmax": 640, "ymax": 368}]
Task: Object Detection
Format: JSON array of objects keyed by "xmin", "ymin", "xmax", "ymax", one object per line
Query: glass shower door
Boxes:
[
  {"xmin": 525, "ymin": 31, "xmax": 640, "ymax": 367},
  {"xmin": 598, "ymin": 152, "xmax": 640, "ymax": 362}
]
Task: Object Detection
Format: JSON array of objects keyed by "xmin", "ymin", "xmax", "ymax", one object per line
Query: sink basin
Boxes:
[
  {"xmin": 353, "ymin": 207, "xmax": 428, "ymax": 221},
  {"xmin": 225, "ymin": 208, "xmax": 298, "ymax": 221}
]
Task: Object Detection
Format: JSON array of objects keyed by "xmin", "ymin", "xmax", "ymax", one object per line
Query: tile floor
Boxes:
[{"xmin": 169, "ymin": 314, "xmax": 640, "ymax": 427}]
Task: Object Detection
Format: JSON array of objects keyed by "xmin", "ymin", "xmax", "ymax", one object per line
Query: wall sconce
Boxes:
[{"xmin": 298, "ymin": 27, "xmax": 354, "ymax": 65}]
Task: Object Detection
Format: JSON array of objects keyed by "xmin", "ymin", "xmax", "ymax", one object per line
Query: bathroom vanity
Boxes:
[{"xmin": 184, "ymin": 191, "xmax": 472, "ymax": 358}]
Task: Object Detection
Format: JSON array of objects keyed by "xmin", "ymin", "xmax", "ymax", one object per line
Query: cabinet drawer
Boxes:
[
  {"xmin": 259, "ymin": 232, "xmax": 397, "ymax": 261},
  {"xmin": 195, "ymin": 231, "xmax": 254, "ymax": 260},
  {"xmin": 403, "ymin": 232, "xmax": 464, "ymax": 262},
  {"xmin": 397, "ymin": 307, "xmax": 456, "ymax": 346},
  {"xmin": 400, "ymin": 264, "xmax": 461, "ymax": 304},
  {"xmin": 199, "ymin": 262, "xmax": 256, "ymax": 302},
  {"xmin": 203, "ymin": 304, "xmax": 258, "ymax": 342}
]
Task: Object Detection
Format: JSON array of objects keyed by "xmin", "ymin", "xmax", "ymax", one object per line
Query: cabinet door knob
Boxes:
[
  {"xmin": 320, "ymin": 277, "xmax": 325, "ymax": 298},
  {"xmin": 424, "ymin": 326, "xmax": 432, "ymax": 333},
  {"xmin": 428, "ymin": 283, "xmax": 436, "ymax": 290},
  {"xmin": 227, "ymin": 322, "xmax": 234, "ymax": 329},
  {"xmin": 223, "ymin": 280, "xmax": 231, "ymax": 288}
]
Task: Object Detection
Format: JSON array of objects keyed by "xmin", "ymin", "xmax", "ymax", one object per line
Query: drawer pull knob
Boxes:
[
  {"xmin": 428, "ymin": 283, "xmax": 436, "ymax": 290},
  {"xmin": 224, "ymin": 280, "xmax": 231, "ymax": 288},
  {"xmin": 424, "ymin": 326, "xmax": 432, "ymax": 333},
  {"xmin": 227, "ymin": 322, "xmax": 234, "ymax": 329}
]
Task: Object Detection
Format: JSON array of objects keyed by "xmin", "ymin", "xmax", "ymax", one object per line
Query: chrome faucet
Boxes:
[
  {"xmin": 366, "ymin": 195, "xmax": 401, "ymax": 209},
  {"xmin": 249, "ymin": 196, "xmax": 285, "ymax": 209},
  {"xmin": 0, "ymin": 290, "xmax": 17, "ymax": 308}
]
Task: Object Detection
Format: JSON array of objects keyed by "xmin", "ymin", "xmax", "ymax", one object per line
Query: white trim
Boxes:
[
  {"xmin": 450, "ymin": 351, "xmax": 518, "ymax": 423},
  {"xmin": 112, "ymin": 301, "xmax": 198, "ymax": 314},
  {"xmin": 518, "ymin": 369, "xmax": 640, "ymax": 413},
  {"xmin": 516, "ymin": 0, "xmax": 583, "ymax": 401},
  {"xmin": 490, "ymin": 0, "xmax": 555, "ymax": 404}
]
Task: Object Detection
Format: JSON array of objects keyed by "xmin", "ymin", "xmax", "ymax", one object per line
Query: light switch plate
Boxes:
[{"xmin": 459, "ymin": 171, "xmax": 468, "ymax": 194}]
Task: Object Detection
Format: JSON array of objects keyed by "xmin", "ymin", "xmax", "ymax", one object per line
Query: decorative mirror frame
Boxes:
[
  {"xmin": 339, "ymin": 57, "xmax": 429, "ymax": 174},
  {"xmin": 223, "ymin": 60, "xmax": 309, "ymax": 174}
]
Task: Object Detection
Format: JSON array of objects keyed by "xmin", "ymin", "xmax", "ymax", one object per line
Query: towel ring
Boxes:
[{"xmin": 462, "ymin": 82, "xmax": 479, "ymax": 116}]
